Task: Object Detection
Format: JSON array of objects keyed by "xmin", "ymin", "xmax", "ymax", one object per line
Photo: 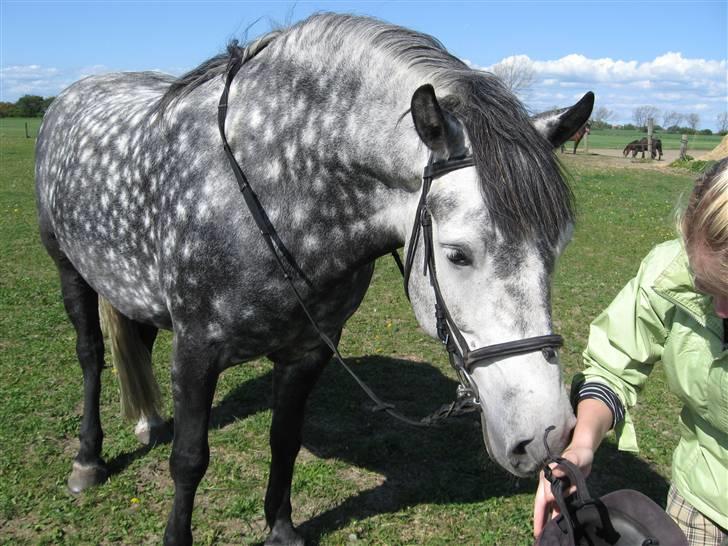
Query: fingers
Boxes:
[
  {"xmin": 534, "ymin": 446, "xmax": 596, "ymax": 538},
  {"xmin": 533, "ymin": 471, "xmax": 561, "ymax": 537},
  {"xmin": 533, "ymin": 473, "xmax": 549, "ymax": 537}
]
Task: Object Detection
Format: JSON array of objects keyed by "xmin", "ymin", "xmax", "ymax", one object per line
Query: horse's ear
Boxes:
[
  {"xmin": 411, "ymin": 84, "xmax": 462, "ymax": 156},
  {"xmin": 532, "ymin": 91, "xmax": 595, "ymax": 148}
]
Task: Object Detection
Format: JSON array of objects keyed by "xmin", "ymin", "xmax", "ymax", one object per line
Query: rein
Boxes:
[
  {"xmin": 218, "ymin": 55, "xmax": 434, "ymax": 427},
  {"xmin": 217, "ymin": 55, "xmax": 563, "ymax": 427}
]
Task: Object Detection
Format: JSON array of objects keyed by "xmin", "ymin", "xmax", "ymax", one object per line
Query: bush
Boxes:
[
  {"xmin": 669, "ymin": 157, "xmax": 716, "ymax": 173},
  {"xmin": 16, "ymin": 95, "xmax": 45, "ymax": 117},
  {"xmin": 590, "ymin": 120, "xmax": 611, "ymax": 130},
  {"xmin": 0, "ymin": 102, "xmax": 19, "ymax": 117}
]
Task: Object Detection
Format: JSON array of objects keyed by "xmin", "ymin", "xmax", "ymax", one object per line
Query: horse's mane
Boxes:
[
  {"xmin": 154, "ymin": 12, "xmax": 573, "ymax": 244},
  {"xmin": 152, "ymin": 31, "xmax": 282, "ymax": 116}
]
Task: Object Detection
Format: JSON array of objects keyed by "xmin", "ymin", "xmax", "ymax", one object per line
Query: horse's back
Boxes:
[{"xmin": 36, "ymin": 72, "xmax": 175, "ymax": 326}]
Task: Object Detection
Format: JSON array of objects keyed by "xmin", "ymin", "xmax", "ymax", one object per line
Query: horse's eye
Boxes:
[
  {"xmin": 444, "ymin": 247, "xmax": 471, "ymax": 266},
  {"xmin": 542, "ymin": 348, "xmax": 558, "ymax": 362}
]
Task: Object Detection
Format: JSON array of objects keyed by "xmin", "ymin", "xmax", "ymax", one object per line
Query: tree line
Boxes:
[
  {"xmin": 591, "ymin": 105, "xmax": 727, "ymax": 135},
  {"xmin": 0, "ymin": 95, "xmax": 55, "ymax": 118}
]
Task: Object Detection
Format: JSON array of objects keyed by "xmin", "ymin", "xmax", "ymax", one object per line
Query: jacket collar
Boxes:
[{"xmin": 652, "ymin": 241, "xmax": 724, "ymax": 337}]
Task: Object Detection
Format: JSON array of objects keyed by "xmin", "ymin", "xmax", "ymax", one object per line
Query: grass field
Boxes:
[
  {"xmin": 587, "ymin": 127, "xmax": 721, "ymax": 151},
  {"xmin": 0, "ymin": 117, "xmax": 42, "ymax": 140},
  {"xmin": 1, "ymin": 126, "xmax": 694, "ymax": 544}
]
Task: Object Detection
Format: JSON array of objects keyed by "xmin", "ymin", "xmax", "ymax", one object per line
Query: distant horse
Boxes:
[
  {"xmin": 36, "ymin": 14, "xmax": 591, "ymax": 545},
  {"xmin": 560, "ymin": 121, "xmax": 590, "ymax": 154},
  {"xmin": 623, "ymin": 137, "xmax": 662, "ymax": 160}
]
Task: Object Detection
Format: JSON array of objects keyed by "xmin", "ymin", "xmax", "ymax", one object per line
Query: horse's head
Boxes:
[{"xmin": 405, "ymin": 83, "xmax": 592, "ymax": 476}]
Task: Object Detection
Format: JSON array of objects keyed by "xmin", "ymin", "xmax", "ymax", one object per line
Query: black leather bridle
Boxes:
[
  {"xmin": 401, "ymin": 154, "xmax": 564, "ymax": 406},
  {"xmin": 217, "ymin": 52, "xmax": 563, "ymax": 424}
]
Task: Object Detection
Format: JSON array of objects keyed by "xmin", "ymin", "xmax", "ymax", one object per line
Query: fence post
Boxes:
[
  {"xmin": 25, "ymin": 122, "xmax": 30, "ymax": 139},
  {"xmin": 679, "ymin": 134, "xmax": 689, "ymax": 160},
  {"xmin": 647, "ymin": 118, "xmax": 653, "ymax": 160}
]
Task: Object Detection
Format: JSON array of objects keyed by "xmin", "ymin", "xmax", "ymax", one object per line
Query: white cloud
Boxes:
[
  {"xmin": 0, "ymin": 63, "xmax": 185, "ymax": 102},
  {"xmin": 477, "ymin": 52, "xmax": 727, "ymax": 130},
  {"xmin": 0, "ymin": 64, "xmax": 104, "ymax": 100},
  {"xmin": 482, "ymin": 52, "xmax": 726, "ymax": 84}
]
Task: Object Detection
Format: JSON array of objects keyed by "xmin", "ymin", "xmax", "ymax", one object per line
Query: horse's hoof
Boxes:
[
  {"xmin": 265, "ymin": 520, "xmax": 304, "ymax": 546},
  {"xmin": 67, "ymin": 461, "xmax": 107, "ymax": 494},
  {"xmin": 134, "ymin": 415, "xmax": 170, "ymax": 446}
]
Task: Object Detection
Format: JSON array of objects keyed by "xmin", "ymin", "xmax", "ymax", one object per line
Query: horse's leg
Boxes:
[
  {"xmin": 263, "ymin": 341, "xmax": 334, "ymax": 546},
  {"xmin": 132, "ymin": 322, "xmax": 167, "ymax": 445},
  {"xmin": 54, "ymin": 255, "xmax": 108, "ymax": 493},
  {"xmin": 572, "ymin": 139, "xmax": 579, "ymax": 154},
  {"xmin": 163, "ymin": 338, "xmax": 219, "ymax": 546}
]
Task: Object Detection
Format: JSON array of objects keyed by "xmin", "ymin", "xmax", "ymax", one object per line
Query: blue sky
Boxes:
[{"xmin": 2, "ymin": 1, "xmax": 726, "ymax": 128}]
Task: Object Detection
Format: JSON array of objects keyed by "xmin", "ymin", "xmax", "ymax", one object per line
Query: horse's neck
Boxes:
[{"xmin": 221, "ymin": 60, "xmax": 425, "ymax": 274}]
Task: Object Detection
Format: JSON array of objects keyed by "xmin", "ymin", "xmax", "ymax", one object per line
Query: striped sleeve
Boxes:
[{"xmin": 575, "ymin": 382, "xmax": 626, "ymax": 430}]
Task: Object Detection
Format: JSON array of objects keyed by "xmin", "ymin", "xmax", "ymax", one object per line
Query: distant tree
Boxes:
[
  {"xmin": 41, "ymin": 96, "xmax": 55, "ymax": 114},
  {"xmin": 632, "ymin": 105, "xmax": 660, "ymax": 130},
  {"xmin": 662, "ymin": 111, "xmax": 683, "ymax": 130},
  {"xmin": 590, "ymin": 120, "xmax": 611, "ymax": 130},
  {"xmin": 16, "ymin": 95, "xmax": 45, "ymax": 117},
  {"xmin": 622, "ymin": 123, "xmax": 637, "ymax": 131},
  {"xmin": 490, "ymin": 56, "xmax": 537, "ymax": 97},
  {"xmin": 593, "ymin": 106, "xmax": 614, "ymax": 124},
  {"xmin": 698, "ymin": 128, "xmax": 713, "ymax": 135},
  {"xmin": 686, "ymin": 113, "xmax": 700, "ymax": 132},
  {"xmin": 0, "ymin": 102, "xmax": 19, "ymax": 118},
  {"xmin": 717, "ymin": 112, "xmax": 728, "ymax": 134}
]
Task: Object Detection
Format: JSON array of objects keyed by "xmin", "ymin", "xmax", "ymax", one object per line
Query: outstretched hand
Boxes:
[{"xmin": 532, "ymin": 446, "xmax": 595, "ymax": 538}]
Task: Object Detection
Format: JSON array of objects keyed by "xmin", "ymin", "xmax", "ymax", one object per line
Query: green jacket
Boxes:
[{"xmin": 581, "ymin": 239, "xmax": 728, "ymax": 529}]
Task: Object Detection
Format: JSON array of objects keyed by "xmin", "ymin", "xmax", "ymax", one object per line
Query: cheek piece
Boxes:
[{"xmin": 400, "ymin": 155, "xmax": 564, "ymax": 409}]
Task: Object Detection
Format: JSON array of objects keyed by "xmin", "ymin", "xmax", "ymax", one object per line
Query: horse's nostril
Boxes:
[{"xmin": 512, "ymin": 438, "xmax": 533, "ymax": 456}]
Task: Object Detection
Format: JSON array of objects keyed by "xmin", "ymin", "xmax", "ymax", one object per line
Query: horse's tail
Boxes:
[{"xmin": 99, "ymin": 298, "xmax": 161, "ymax": 421}]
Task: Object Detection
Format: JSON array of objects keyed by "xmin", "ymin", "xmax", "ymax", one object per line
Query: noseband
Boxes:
[{"xmin": 400, "ymin": 155, "xmax": 564, "ymax": 406}]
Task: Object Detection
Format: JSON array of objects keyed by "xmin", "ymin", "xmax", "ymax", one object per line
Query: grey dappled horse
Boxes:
[{"xmin": 36, "ymin": 14, "xmax": 592, "ymax": 545}]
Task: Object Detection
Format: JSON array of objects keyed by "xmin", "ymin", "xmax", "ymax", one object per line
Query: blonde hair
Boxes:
[{"xmin": 680, "ymin": 158, "xmax": 728, "ymax": 296}]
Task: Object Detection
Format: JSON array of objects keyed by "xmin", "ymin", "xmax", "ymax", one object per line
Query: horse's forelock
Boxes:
[{"xmin": 444, "ymin": 73, "xmax": 574, "ymax": 246}]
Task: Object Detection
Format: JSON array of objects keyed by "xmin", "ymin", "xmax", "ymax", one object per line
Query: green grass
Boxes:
[
  {"xmin": 668, "ymin": 157, "xmax": 718, "ymax": 173},
  {"xmin": 587, "ymin": 128, "xmax": 721, "ymax": 151},
  {"xmin": 0, "ymin": 117, "xmax": 42, "ymax": 140},
  {"xmin": 1, "ymin": 134, "xmax": 693, "ymax": 544}
]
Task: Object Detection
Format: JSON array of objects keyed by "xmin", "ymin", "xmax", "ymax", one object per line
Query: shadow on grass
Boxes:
[
  {"xmin": 105, "ymin": 354, "xmax": 671, "ymax": 544},
  {"xmin": 104, "ymin": 370, "xmax": 273, "ymax": 478}
]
